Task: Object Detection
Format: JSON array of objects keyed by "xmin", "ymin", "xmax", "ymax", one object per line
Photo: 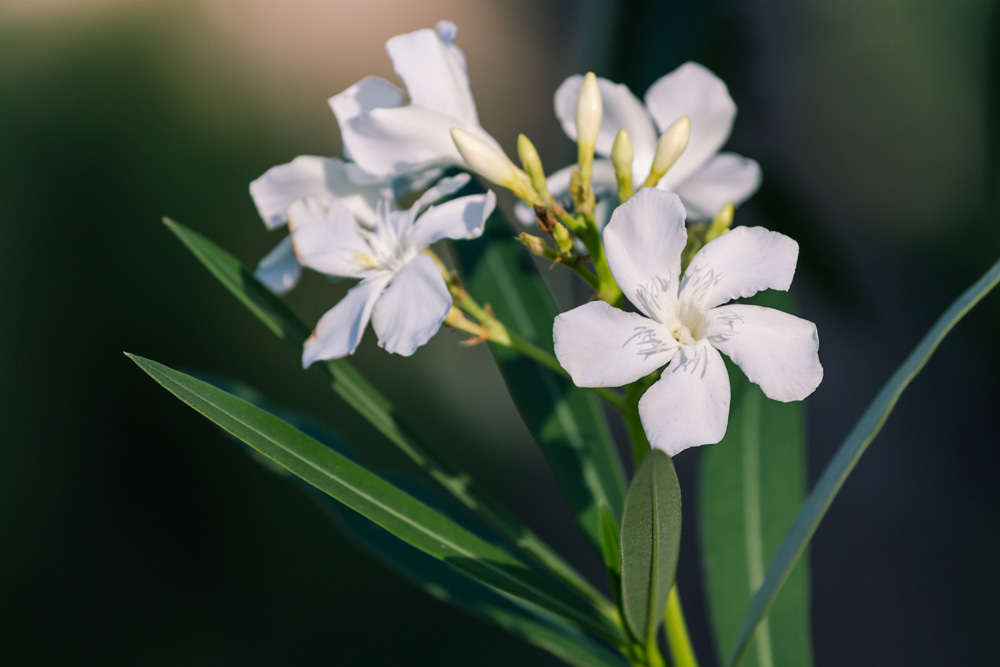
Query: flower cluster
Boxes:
[{"xmin": 249, "ymin": 20, "xmax": 822, "ymax": 456}]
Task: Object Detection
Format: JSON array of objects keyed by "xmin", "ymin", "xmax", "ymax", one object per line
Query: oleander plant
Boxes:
[{"xmin": 129, "ymin": 20, "xmax": 1000, "ymax": 667}]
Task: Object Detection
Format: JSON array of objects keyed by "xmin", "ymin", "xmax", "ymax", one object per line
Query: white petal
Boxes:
[
  {"xmin": 644, "ymin": 62, "xmax": 737, "ymax": 188},
  {"xmin": 708, "ymin": 305, "xmax": 822, "ymax": 402},
  {"xmin": 328, "ymin": 75, "xmax": 405, "ymax": 131},
  {"xmin": 338, "ymin": 105, "xmax": 489, "ymax": 176},
  {"xmin": 554, "ymin": 75, "xmax": 658, "ymax": 180},
  {"xmin": 639, "ymin": 341, "xmax": 731, "ymax": 456},
  {"xmin": 411, "ymin": 191, "xmax": 496, "ymax": 250},
  {"xmin": 303, "ymin": 273, "xmax": 391, "ymax": 366},
  {"xmin": 603, "ymin": 188, "xmax": 687, "ymax": 321},
  {"xmin": 385, "ymin": 26, "xmax": 479, "ymax": 127},
  {"xmin": 287, "ymin": 197, "xmax": 370, "ymax": 278},
  {"xmin": 672, "ymin": 153, "xmax": 762, "ymax": 220},
  {"xmin": 680, "ymin": 226, "xmax": 798, "ymax": 309},
  {"xmin": 250, "ymin": 155, "xmax": 392, "ymax": 229},
  {"xmin": 410, "ymin": 172, "xmax": 472, "ymax": 218},
  {"xmin": 371, "ymin": 254, "xmax": 451, "ymax": 356},
  {"xmin": 554, "ymin": 301, "xmax": 677, "ymax": 388},
  {"xmin": 254, "ymin": 236, "xmax": 302, "ymax": 295}
]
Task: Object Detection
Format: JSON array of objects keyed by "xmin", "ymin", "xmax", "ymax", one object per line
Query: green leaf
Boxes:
[
  {"xmin": 598, "ymin": 501, "xmax": 623, "ymax": 612},
  {"xmin": 196, "ymin": 373, "xmax": 626, "ymax": 666},
  {"xmin": 451, "ymin": 204, "xmax": 626, "ymax": 550},
  {"xmin": 162, "ymin": 218, "xmax": 611, "ymax": 610},
  {"xmin": 726, "ymin": 256, "xmax": 1000, "ymax": 666},
  {"xmin": 313, "ymin": 481, "xmax": 628, "ymax": 667},
  {"xmin": 128, "ymin": 353, "xmax": 624, "ymax": 645},
  {"xmin": 699, "ymin": 290, "xmax": 813, "ymax": 667},
  {"xmin": 620, "ymin": 450, "xmax": 682, "ymax": 642},
  {"xmin": 599, "ymin": 503, "xmax": 622, "ymax": 578}
]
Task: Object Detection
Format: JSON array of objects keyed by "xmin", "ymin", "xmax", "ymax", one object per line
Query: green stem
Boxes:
[
  {"xmin": 565, "ymin": 259, "xmax": 601, "ymax": 291},
  {"xmin": 578, "ymin": 212, "xmax": 623, "ymax": 307},
  {"xmin": 645, "ymin": 638, "xmax": 668, "ymax": 667},
  {"xmin": 664, "ymin": 586, "xmax": 699, "ymax": 667},
  {"xmin": 623, "ymin": 382, "xmax": 652, "ymax": 467},
  {"xmin": 451, "ymin": 283, "xmax": 627, "ymax": 411}
]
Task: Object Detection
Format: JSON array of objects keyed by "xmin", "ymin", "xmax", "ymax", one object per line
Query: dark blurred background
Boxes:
[{"xmin": 2, "ymin": 0, "xmax": 998, "ymax": 664}]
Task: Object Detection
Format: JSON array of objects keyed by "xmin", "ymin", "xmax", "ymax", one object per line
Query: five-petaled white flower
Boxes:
[
  {"xmin": 330, "ymin": 20, "xmax": 501, "ymax": 178},
  {"xmin": 519, "ymin": 63, "xmax": 761, "ymax": 226},
  {"xmin": 249, "ymin": 157, "xmax": 402, "ymax": 295},
  {"xmin": 553, "ymin": 188, "xmax": 822, "ymax": 456},
  {"xmin": 288, "ymin": 175, "xmax": 495, "ymax": 364}
]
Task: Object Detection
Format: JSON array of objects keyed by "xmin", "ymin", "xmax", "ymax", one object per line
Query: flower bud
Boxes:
[
  {"xmin": 517, "ymin": 134, "xmax": 550, "ymax": 200},
  {"xmin": 516, "ymin": 232, "xmax": 548, "ymax": 257},
  {"xmin": 611, "ymin": 129, "xmax": 634, "ymax": 202},
  {"xmin": 552, "ymin": 222, "xmax": 574, "ymax": 255},
  {"xmin": 642, "ymin": 116, "xmax": 690, "ymax": 188},
  {"xmin": 575, "ymin": 72, "xmax": 602, "ymax": 182},
  {"xmin": 705, "ymin": 202, "xmax": 734, "ymax": 243},
  {"xmin": 451, "ymin": 128, "xmax": 536, "ymax": 202}
]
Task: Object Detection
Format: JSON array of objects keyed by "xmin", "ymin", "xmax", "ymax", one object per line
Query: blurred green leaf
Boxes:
[
  {"xmin": 727, "ymin": 256, "xmax": 1000, "ymax": 666},
  {"xmin": 128, "ymin": 353, "xmax": 623, "ymax": 644},
  {"xmin": 452, "ymin": 204, "xmax": 627, "ymax": 552},
  {"xmin": 599, "ymin": 503, "xmax": 622, "ymax": 578},
  {"xmin": 598, "ymin": 501, "xmax": 623, "ymax": 613},
  {"xmin": 620, "ymin": 450, "xmax": 681, "ymax": 642},
  {"xmin": 699, "ymin": 289, "xmax": 812, "ymax": 667},
  {"xmin": 163, "ymin": 218, "xmax": 609, "ymax": 608}
]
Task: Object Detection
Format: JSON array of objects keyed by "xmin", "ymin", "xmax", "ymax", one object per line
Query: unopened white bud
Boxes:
[
  {"xmin": 643, "ymin": 116, "xmax": 690, "ymax": 188},
  {"xmin": 451, "ymin": 128, "xmax": 536, "ymax": 202},
  {"xmin": 611, "ymin": 129, "xmax": 634, "ymax": 202},
  {"xmin": 575, "ymin": 72, "xmax": 603, "ymax": 181}
]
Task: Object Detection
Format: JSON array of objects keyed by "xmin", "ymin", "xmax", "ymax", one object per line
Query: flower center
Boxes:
[
  {"xmin": 354, "ymin": 209, "xmax": 417, "ymax": 274},
  {"xmin": 668, "ymin": 302, "xmax": 708, "ymax": 346}
]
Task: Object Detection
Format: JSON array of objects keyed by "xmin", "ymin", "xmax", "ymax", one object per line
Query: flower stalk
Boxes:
[
  {"xmin": 664, "ymin": 586, "xmax": 700, "ymax": 667},
  {"xmin": 438, "ymin": 259, "xmax": 627, "ymax": 410}
]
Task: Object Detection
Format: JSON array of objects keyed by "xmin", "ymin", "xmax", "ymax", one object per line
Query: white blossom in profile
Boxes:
[{"xmin": 330, "ymin": 21, "xmax": 501, "ymax": 178}]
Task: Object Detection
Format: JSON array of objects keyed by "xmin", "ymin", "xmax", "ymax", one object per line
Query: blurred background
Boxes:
[{"xmin": 2, "ymin": 0, "xmax": 998, "ymax": 664}]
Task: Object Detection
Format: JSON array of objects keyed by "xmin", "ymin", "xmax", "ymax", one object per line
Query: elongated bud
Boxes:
[
  {"xmin": 552, "ymin": 222, "xmax": 574, "ymax": 255},
  {"xmin": 451, "ymin": 128, "xmax": 537, "ymax": 203},
  {"xmin": 705, "ymin": 202, "xmax": 734, "ymax": 243},
  {"xmin": 576, "ymin": 72, "xmax": 602, "ymax": 182},
  {"xmin": 517, "ymin": 134, "xmax": 550, "ymax": 200},
  {"xmin": 516, "ymin": 232, "xmax": 548, "ymax": 257},
  {"xmin": 611, "ymin": 129, "xmax": 634, "ymax": 202},
  {"xmin": 642, "ymin": 116, "xmax": 690, "ymax": 188}
]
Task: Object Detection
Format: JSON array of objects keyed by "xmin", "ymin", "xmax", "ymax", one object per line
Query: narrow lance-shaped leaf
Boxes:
[
  {"xmin": 200, "ymin": 374, "xmax": 628, "ymax": 667},
  {"xmin": 161, "ymin": 218, "xmax": 610, "ymax": 609},
  {"xmin": 128, "ymin": 353, "xmax": 624, "ymax": 645},
  {"xmin": 598, "ymin": 501, "xmax": 624, "ymax": 610},
  {"xmin": 699, "ymin": 290, "xmax": 813, "ymax": 667},
  {"xmin": 620, "ymin": 450, "xmax": 682, "ymax": 642},
  {"xmin": 727, "ymin": 256, "xmax": 1000, "ymax": 666},
  {"xmin": 451, "ymin": 197, "xmax": 627, "ymax": 551},
  {"xmin": 311, "ymin": 483, "xmax": 629, "ymax": 667}
]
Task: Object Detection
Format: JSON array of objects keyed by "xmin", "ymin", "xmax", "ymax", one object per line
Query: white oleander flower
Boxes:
[
  {"xmin": 288, "ymin": 175, "xmax": 495, "ymax": 363},
  {"xmin": 517, "ymin": 62, "xmax": 761, "ymax": 225},
  {"xmin": 249, "ymin": 156, "xmax": 398, "ymax": 294},
  {"xmin": 553, "ymin": 189, "xmax": 822, "ymax": 456},
  {"xmin": 329, "ymin": 20, "xmax": 501, "ymax": 178}
]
